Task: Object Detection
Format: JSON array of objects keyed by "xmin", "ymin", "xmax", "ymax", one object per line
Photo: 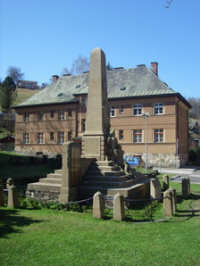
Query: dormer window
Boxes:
[
  {"xmin": 133, "ymin": 104, "xmax": 142, "ymax": 116},
  {"xmin": 154, "ymin": 103, "xmax": 164, "ymax": 115}
]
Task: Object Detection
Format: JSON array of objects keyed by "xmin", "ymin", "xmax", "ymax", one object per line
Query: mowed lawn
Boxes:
[{"xmin": 1, "ymin": 183, "xmax": 200, "ymax": 266}]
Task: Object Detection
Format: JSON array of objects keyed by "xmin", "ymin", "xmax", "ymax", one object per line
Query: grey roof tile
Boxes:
[{"xmin": 16, "ymin": 66, "xmax": 177, "ymax": 107}]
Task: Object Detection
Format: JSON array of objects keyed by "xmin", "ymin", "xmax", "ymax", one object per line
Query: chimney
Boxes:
[
  {"xmin": 151, "ymin": 62, "xmax": 158, "ymax": 76},
  {"xmin": 52, "ymin": 75, "xmax": 59, "ymax": 83}
]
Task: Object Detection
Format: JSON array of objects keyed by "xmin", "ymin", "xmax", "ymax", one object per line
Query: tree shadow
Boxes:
[{"xmin": 0, "ymin": 209, "xmax": 43, "ymax": 238}]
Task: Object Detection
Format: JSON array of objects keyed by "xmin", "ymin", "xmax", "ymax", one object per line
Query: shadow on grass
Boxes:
[{"xmin": 0, "ymin": 209, "xmax": 42, "ymax": 238}]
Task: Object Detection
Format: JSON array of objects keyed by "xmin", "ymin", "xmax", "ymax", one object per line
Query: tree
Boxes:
[
  {"xmin": 188, "ymin": 97, "xmax": 200, "ymax": 119},
  {"xmin": 62, "ymin": 55, "xmax": 89, "ymax": 76},
  {"xmin": 7, "ymin": 66, "xmax": 24, "ymax": 86},
  {"xmin": 71, "ymin": 56, "xmax": 89, "ymax": 75},
  {"xmin": 0, "ymin": 76, "xmax": 16, "ymax": 113}
]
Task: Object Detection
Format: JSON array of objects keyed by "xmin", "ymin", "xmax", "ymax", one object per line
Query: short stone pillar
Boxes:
[
  {"xmin": 113, "ymin": 193, "xmax": 125, "ymax": 221},
  {"xmin": 0, "ymin": 179, "xmax": 4, "ymax": 206},
  {"xmin": 163, "ymin": 189, "xmax": 173, "ymax": 217},
  {"xmin": 182, "ymin": 177, "xmax": 190, "ymax": 198},
  {"xmin": 7, "ymin": 178, "xmax": 18, "ymax": 208},
  {"xmin": 163, "ymin": 175, "xmax": 169, "ymax": 191},
  {"xmin": 169, "ymin": 188, "xmax": 176, "ymax": 213},
  {"xmin": 150, "ymin": 178, "xmax": 161, "ymax": 200},
  {"xmin": 93, "ymin": 191, "xmax": 104, "ymax": 219}
]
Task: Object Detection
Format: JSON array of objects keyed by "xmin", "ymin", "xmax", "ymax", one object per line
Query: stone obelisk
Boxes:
[{"xmin": 82, "ymin": 48, "xmax": 110, "ymax": 161}]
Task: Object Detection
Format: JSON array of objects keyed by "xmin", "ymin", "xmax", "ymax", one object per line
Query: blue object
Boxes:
[{"xmin": 124, "ymin": 155, "xmax": 140, "ymax": 166}]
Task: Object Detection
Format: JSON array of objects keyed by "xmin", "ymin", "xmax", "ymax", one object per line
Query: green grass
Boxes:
[{"xmin": 1, "ymin": 183, "xmax": 200, "ymax": 266}]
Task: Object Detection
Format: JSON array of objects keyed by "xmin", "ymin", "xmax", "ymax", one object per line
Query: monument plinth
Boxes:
[{"xmin": 82, "ymin": 48, "xmax": 109, "ymax": 161}]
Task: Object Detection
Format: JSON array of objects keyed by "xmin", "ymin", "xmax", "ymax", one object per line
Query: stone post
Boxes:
[
  {"xmin": 7, "ymin": 178, "xmax": 18, "ymax": 208},
  {"xmin": 150, "ymin": 178, "xmax": 161, "ymax": 200},
  {"xmin": 113, "ymin": 193, "xmax": 125, "ymax": 221},
  {"xmin": 170, "ymin": 188, "xmax": 176, "ymax": 213},
  {"xmin": 93, "ymin": 191, "xmax": 104, "ymax": 219},
  {"xmin": 59, "ymin": 142, "xmax": 81, "ymax": 204},
  {"xmin": 163, "ymin": 175, "xmax": 169, "ymax": 191},
  {"xmin": 182, "ymin": 177, "xmax": 190, "ymax": 198},
  {"xmin": 163, "ymin": 189, "xmax": 173, "ymax": 217},
  {"xmin": 0, "ymin": 179, "xmax": 4, "ymax": 206}
]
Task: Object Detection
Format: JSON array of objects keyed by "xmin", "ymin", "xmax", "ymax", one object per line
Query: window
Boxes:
[
  {"xmin": 68, "ymin": 110, "xmax": 72, "ymax": 117},
  {"xmin": 38, "ymin": 112, "xmax": 44, "ymax": 120},
  {"xmin": 119, "ymin": 105, "xmax": 124, "ymax": 114},
  {"xmin": 154, "ymin": 129, "xmax": 164, "ymax": 143},
  {"xmin": 133, "ymin": 129, "xmax": 143, "ymax": 143},
  {"xmin": 50, "ymin": 132, "xmax": 54, "ymax": 141},
  {"xmin": 119, "ymin": 130, "xmax": 124, "ymax": 140},
  {"xmin": 58, "ymin": 132, "xmax": 64, "ymax": 144},
  {"xmin": 81, "ymin": 119, "xmax": 86, "ymax": 132},
  {"xmin": 24, "ymin": 133, "xmax": 29, "ymax": 144},
  {"xmin": 110, "ymin": 107, "xmax": 115, "ymax": 117},
  {"xmin": 37, "ymin": 133, "xmax": 44, "ymax": 144},
  {"xmin": 68, "ymin": 131, "xmax": 72, "ymax": 141},
  {"xmin": 24, "ymin": 112, "xmax": 29, "ymax": 122},
  {"xmin": 133, "ymin": 104, "xmax": 142, "ymax": 116},
  {"xmin": 58, "ymin": 111, "xmax": 65, "ymax": 120},
  {"xmin": 154, "ymin": 103, "xmax": 164, "ymax": 115},
  {"xmin": 50, "ymin": 110, "xmax": 55, "ymax": 118}
]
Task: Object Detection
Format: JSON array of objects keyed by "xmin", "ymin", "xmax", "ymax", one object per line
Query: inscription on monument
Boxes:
[{"xmin": 84, "ymin": 137, "xmax": 100, "ymax": 156}]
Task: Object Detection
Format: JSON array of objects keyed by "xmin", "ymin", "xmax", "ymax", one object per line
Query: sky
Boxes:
[{"xmin": 0, "ymin": 0, "xmax": 200, "ymax": 98}]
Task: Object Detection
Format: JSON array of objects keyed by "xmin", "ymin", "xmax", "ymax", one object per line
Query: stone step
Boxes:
[
  {"xmin": 82, "ymin": 179, "xmax": 134, "ymax": 188},
  {"xmin": 83, "ymin": 175, "xmax": 129, "ymax": 182},
  {"xmin": 47, "ymin": 173, "xmax": 63, "ymax": 179},
  {"xmin": 87, "ymin": 170, "xmax": 124, "ymax": 176},
  {"xmin": 39, "ymin": 177, "xmax": 62, "ymax": 185},
  {"xmin": 89, "ymin": 165, "xmax": 121, "ymax": 172},
  {"xmin": 54, "ymin": 169, "xmax": 63, "ymax": 175},
  {"xmin": 27, "ymin": 182, "xmax": 61, "ymax": 192},
  {"xmin": 93, "ymin": 160, "xmax": 115, "ymax": 167}
]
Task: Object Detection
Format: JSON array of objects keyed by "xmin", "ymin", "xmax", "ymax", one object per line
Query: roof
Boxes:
[{"xmin": 14, "ymin": 65, "xmax": 187, "ymax": 108}]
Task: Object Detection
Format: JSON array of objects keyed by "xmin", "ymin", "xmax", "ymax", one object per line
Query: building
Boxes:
[
  {"xmin": 14, "ymin": 63, "xmax": 190, "ymax": 167},
  {"xmin": 17, "ymin": 80, "xmax": 39, "ymax": 90}
]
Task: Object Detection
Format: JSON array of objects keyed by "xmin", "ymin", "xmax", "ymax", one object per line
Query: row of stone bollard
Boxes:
[
  {"xmin": 163, "ymin": 188, "xmax": 176, "ymax": 217},
  {"xmin": 93, "ymin": 192, "xmax": 125, "ymax": 221},
  {"xmin": 162, "ymin": 175, "xmax": 191, "ymax": 197},
  {"xmin": 0, "ymin": 178, "xmax": 18, "ymax": 208}
]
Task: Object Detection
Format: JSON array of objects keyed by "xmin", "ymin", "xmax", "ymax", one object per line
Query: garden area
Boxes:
[{"xmin": 1, "ymin": 151, "xmax": 200, "ymax": 265}]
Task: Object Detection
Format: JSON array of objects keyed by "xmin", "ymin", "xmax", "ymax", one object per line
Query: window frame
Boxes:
[
  {"xmin": 154, "ymin": 128, "xmax": 164, "ymax": 143},
  {"xmin": 110, "ymin": 106, "xmax": 116, "ymax": 117},
  {"xmin": 58, "ymin": 110, "xmax": 65, "ymax": 120},
  {"xmin": 24, "ymin": 112, "xmax": 29, "ymax": 122},
  {"xmin": 37, "ymin": 132, "xmax": 44, "ymax": 144},
  {"xmin": 119, "ymin": 129, "xmax": 124, "ymax": 140},
  {"xmin": 133, "ymin": 104, "xmax": 143, "ymax": 116},
  {"xmin": 154, "ymin": 103, "xmax": 164, "ymax": 115},
  {"xmin": 119, "ymin": 105, "xmax": 124, "ymax": 114},
  {"xmin": 24, "ymin": 133, "xmax": 29, "ymax": 144},
  {"xmin": 50, "ymin": 132, "xmax": 54, "ymax": 141},
  {"xmin": 58, "ymin": 131, "xmax": 64, "ymax": 144},
  {"xmin": 133, "ymin": 129, "xmax": 143, "ymax": 143}
]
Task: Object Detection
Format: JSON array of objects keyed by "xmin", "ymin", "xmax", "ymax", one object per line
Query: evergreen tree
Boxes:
[{"xmin": 0, "ymin": 76, "xmax": 16, "ymax": 112}]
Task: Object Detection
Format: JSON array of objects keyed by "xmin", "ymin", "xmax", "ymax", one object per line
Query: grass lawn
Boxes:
[{"xmin": 1, "ymin": 182, "xmax": 200, "ymax": 266}]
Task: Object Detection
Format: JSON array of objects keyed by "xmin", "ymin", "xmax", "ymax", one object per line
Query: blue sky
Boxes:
[{"xmin": 0, "ymin": 0, "xmax": 199, "ymax": 98}]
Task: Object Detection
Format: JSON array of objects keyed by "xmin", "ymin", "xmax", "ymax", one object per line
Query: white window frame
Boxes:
[
  {"xmin": 58, "ymin": 111, "xmax": 65, "ymax": 120},
  {"xmin": 133, "ymin": 104, "xmax": 143, "ymax": 116},
  {"xmin": 37, "ymin": 132, "xmax": 44, "ymax": 144},
  {"xmin": 133, "ymin": 129, "xmax": 143, "ymax": 143},
  {"xmin": 110, "ymin": 107, "xmax": 115, "ymax": 117},
  {"xmin": 58, "ymin": 132, "xmax": 64, "ymax": 144},
  {"xmin": 24, "ymin": 133, "xmax": 29, "ymax": 144},
  {"xmin": 154, "ymin": 129, "xmax": 164, "ymax": 143},
  {"xmin": 154, "ymin": 103, "xmax": 164, "ymax": 115}
]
